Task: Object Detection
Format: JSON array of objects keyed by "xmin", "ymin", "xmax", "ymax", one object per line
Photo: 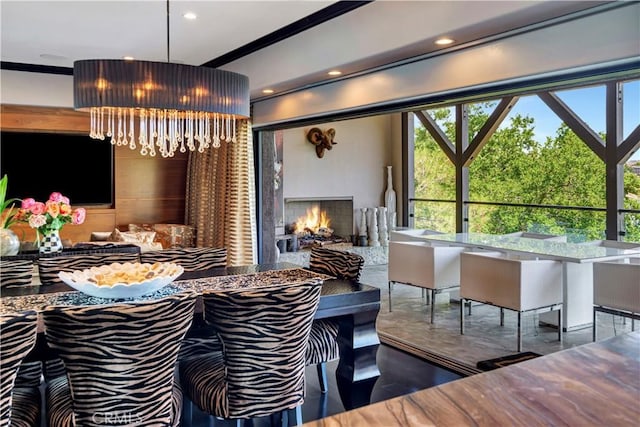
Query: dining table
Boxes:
[
  {"xmin": 0, "ymin": 261, "xmax": 382, "ymax": 411},
  {"xmin": 302, "ymin": 330, "xmax": 640, "ymax": 426},
  {"xmin": 418, "ymin": 233, "xmax": 640, "ymax": 331}
]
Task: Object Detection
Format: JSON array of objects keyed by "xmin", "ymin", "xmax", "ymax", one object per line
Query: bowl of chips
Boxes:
[{"xmin": 58, "ymin": 262, "xmax": 184, "ymax": 299}]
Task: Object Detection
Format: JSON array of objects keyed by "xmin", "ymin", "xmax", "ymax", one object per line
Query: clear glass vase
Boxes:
[{"xmin": 0, "ymin": 228, "xmax": 20, "ymax": 256}]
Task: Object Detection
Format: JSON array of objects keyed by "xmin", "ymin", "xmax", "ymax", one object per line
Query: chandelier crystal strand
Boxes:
[
  {"xmin": 100, "ymin": 108, "xmax": 105, "ymax": 140},
  {"xmin": 122, "ymin": 108, "xmax": 128, "ymax": 146},
  {"xmin": 139, "ymin": 110, "xmax": 147, "ymax": 156},
  {"xmin": 128, "ymin": 108, "xmax": 136, "ymax": 150},
  {"xmin": 187, "ymin": 111, "xmax": 194, "ymax": 151},
  {"xmin": 220, "ymin": 114, "xmax": 226, "ymax": 143},
  {"xmin": 213, "ymin": 113, "xmax": 220, "ymax": 148},
  {"xmin": 226, "ymin": 115, "xmax": 231, "ymax": 142},
  {"xmin": 205, "ymin": 114, "xmax": 211, "ymax": 147},
  {"xmin": 90, "ymin": 108, "xmax": 96, "ymax": 139},
  {"xmin": 232, "ymin": 116, "xmax": 237, "ymax": 143},
  {"xmin": 117, "ymin": 108, "xmax": 124, "ymax": 146},
  {"xmin": 109, "ymin": 108, "xmax": 115, "ymax": 143}
]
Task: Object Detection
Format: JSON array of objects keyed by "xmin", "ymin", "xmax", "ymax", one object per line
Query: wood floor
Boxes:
[{"xmin": 187, "ymin": 343, "xmax": 464, "ymax": 426}]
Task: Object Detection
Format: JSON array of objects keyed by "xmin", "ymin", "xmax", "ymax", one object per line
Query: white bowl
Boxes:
[{"xmin": 58, "ymin": 262, "xmax": 184, "ymax": 299}]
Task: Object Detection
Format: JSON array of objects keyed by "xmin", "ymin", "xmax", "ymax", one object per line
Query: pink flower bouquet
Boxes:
[{"xmin": 15, "ymin": 192, "xmax": 86, "ymax": 239}]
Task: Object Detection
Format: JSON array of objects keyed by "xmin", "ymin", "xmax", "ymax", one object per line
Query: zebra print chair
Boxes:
[
  {"xmin": 0, "ymin": 260, "xmax": 34, "ymax": 289},
  {"xmin": 307, "ymin": 247, "xmax": 365, "ymax": 393},
  {"xmin": 0, "ymin": 310, "xmax": 40, "ymax": 427},
  {"xmin": 140, "ymin": 246, "xmax": 227, "ymax": 271},
  {"xmin": 141, "ymin": 247, "xmax": 228, "ymax": 361},
  {"xmin": 38, "ymin": 252, "xmax": 141, "ymax": 286},
  {"xmin": 0, "ymin": 259, "xmax": 46, "ymax": 417},
  {"xmin": 179, "ymin": 280, "xmax": 322, "ymax": 425},
  {"xmin": 43, "ymin": 292, "xmax": 197, "ymax": 427}
]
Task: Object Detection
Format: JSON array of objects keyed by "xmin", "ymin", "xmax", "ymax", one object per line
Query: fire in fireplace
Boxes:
[{"xmin": 286, "ymin": 205, "xmax": 347, "ymax": 249}]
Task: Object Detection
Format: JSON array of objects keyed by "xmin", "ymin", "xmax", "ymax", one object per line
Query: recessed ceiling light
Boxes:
[
  {"xmin": 262, "ymin": 89, "xmax": 274, "ymax": 94},
  {"xmin": 183, "ymin": 12, "xmax": 197, "ymax": 20},
  {"xmin": 435, "ymin": 37, "xmax": 455, "ymax": 46},
  {"xmin": 328, "ymin": 70, "xmax": 342, "ymax": 76},
  {"xmin": 123, "ymin": 56, "xmax": 135, "ymax": 61}
]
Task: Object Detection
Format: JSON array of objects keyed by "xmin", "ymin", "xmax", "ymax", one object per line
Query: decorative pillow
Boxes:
[
  {"xmin": 129, "ymin": 224, "xmax": 171, "ymax": 249},
  {"xmin": 90, "ymin": 231, "xmax": 113, "ymax": 242},
  {"xmin": 109, "ymin": 228, "xmax": 156, "ymax": 244}
]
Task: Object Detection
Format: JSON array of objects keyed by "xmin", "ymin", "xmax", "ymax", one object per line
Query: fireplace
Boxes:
[{"xmin": 284, "ymin": 197, "xmax": 354, "ymax": 249}]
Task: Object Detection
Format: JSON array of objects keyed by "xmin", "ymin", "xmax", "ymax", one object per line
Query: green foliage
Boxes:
[
  {"xmin": 412, "ymin": 102, "xmax": 639, "ymax": 242},
  {"xmin": 0, "ymin": 174, "xmax": 20, "ymax": 229}
]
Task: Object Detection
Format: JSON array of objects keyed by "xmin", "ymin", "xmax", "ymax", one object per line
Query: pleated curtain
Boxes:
[{"xmin": 185, "ymin": 120, "xmax": 257, "ymax": 266}]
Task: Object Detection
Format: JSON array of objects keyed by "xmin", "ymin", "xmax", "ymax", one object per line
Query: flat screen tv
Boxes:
[{"xmin": 0, "ymin": 131, "xmax": 114, "ymax": 206}]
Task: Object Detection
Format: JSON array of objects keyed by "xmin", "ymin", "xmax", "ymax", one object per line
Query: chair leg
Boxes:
[
  {"xmin": 430, "ymin": 289, "xmax": 435, "ymax": 324},
  {"xmin": 593, "ymin": 308, "xmax": 597, "ymax": 342},
  {"xmin": 182, "ymin": 398, "xmax": 193, "ymax": 426},
  {"xmin": 500, "ymin": 308, "xmax": 504, "ymax": 326},
  {"xmin": 317, "ymin": 362, "xmax": 328, "ymax": 393},
  {"xmin": 517, "ymin": 311, "xmax": 522, "ymax": 352},
  {"xmin": 558, "ymin": 306, "xmax": 562, "ymax": 343},
  {"xmin": 271, "ymin": 412, "xmax": 283, "ymax": 426},
  {"xmin": 460, "ymin": 298, "xmax": 465, "ymax": 335},
  {"xmin": 388, "ymin": 281, "xmax": 393, "ymax": 312},
  {"xmin": 287, "ymin": 406, "xmax": 302, "ymax": 426}
]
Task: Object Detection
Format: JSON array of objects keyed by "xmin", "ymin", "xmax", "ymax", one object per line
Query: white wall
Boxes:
[
  {"xmin": 282, "ymin": 115, "xmax": 393, "ymax": 233},
  {"xmin": 0, "ymin": 70, "xmax": 73, "ymax": 106}
]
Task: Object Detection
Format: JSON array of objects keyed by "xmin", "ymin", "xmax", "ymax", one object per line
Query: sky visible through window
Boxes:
[
  {"xmin": 418, "ymin": 80, "xmax": 640, "ymax": 161},
  {"xmin": 507, "ymin": 80, "xmax": 640, "ymax": 161}
]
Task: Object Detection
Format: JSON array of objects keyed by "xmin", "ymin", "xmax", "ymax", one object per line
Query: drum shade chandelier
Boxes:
[{"xmin": 72, "ymin": 1, "xmax": 250, "ymax": 158}]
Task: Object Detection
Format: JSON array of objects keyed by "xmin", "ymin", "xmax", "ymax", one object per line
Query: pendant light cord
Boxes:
[{"xmin": 166, "ymin": 0, "xmax": 170, "ymax": 63}]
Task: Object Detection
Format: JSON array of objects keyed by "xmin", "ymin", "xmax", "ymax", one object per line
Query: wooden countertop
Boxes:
[{"xmin": 304, "ymin": 331, "xmax": 640, "ymax": 426}]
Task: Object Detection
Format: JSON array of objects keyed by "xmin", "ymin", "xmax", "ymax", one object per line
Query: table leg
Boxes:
[{"xmin": 335, "ymin": 309, "xmax": 380, "ymax": 410}]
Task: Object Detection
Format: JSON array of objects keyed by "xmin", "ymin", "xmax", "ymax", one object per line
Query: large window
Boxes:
[{"xmin": 411, "ymin": 79, "xmax": 640, "ymax": 242}]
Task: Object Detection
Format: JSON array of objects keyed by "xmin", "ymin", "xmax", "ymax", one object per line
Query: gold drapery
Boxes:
[{"xmin": 185, "ymin": 120, "xmax": 256, "ymax": 266}]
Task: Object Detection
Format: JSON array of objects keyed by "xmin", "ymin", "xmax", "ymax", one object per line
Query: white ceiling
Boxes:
[{"xmin": 0, "ymin": 0, "xmax": 610, "ymax": 100}]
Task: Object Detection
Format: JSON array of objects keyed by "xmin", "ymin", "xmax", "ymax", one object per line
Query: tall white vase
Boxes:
[
  {"xmin": 368, "ymin": 207, "xmax": 380, "ymax": 247},
  {"xmin": 378, "ymin": 206, "xmax": 388, "ymax": 247},
  {"xmin": 385, "ymin": 165, "xmax": 397, "ymax": 229},
  {"xmin": 359, "ymin": 208, "xmax": 368, "ymax": 237}
]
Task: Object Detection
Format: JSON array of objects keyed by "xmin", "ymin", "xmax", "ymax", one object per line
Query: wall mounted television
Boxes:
[{"xmin": 0, "ymin": 131, "xmax": 114, "ymax": 207}]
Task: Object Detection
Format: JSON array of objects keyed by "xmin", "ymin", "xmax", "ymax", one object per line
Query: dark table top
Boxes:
[{"xmin": 0, "ymin": 262, "xmax": 380, "ymax": 320}]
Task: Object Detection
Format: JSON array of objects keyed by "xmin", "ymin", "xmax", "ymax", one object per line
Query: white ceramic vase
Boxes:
[
  {"xmin": 369, "ymin": 207, "xmax": 380, "ymax": 247},
  {"xmin": 378, "ymin": 206, "xmax": 388, "ymax": 247},
  {"xmin": 385, "ymin": 166, "xmax": 397, "ymax": 229}
]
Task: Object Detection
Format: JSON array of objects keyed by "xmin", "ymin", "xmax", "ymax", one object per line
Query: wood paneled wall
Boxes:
[{"xmin": 1, "ymin": 105, "xmax": 189, "ymax": 244}]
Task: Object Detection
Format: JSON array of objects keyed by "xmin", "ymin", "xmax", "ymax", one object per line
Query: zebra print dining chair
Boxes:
[
  {"xmin": 141, "ymin": 247, "xmax": 228, "ymax": 361},
  {"xmin": 307, "ymin": 247, "xmax": 365, "ymax": 393},
  {"xmin": 179, "ymin": 280, "xmax": 322, "ymax": 426},
  {"xmin": 43, "ymin": 292, "xmax": 197, "ymax": 427},
  {"xmin": 0, "ymin": 260, "xmax": 34, "ymax": 289},
  {"xmin": 0, "ymin": 310, "xmax": 40, "ymax": 427}
]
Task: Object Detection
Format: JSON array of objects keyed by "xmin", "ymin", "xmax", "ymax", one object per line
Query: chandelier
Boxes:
[{"xmin": 72, "ymin": 2, "xmax": 250, "ymax": 158}]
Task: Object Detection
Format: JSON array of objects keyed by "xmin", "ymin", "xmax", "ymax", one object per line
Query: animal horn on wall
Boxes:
[{"xmin": 306, "ymin": 127, "xmax": 337, "ymax": 158}]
